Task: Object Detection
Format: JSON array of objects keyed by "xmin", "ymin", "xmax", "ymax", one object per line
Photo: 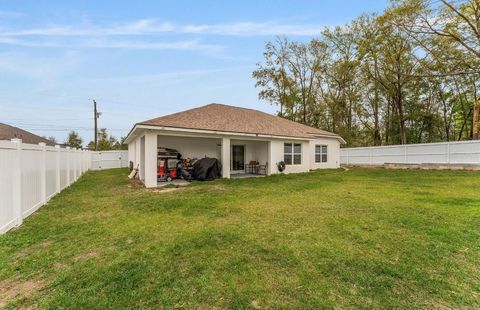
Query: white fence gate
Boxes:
[
  {"xmin": 341, "ymin": 140, "xmax": 480, "ymax": 165},
  {"xmin": 0, "ymin": 139, "xmax": 91, "ymax": 234},
  {"xmin": 91, "ymin": 150, "xmax": 128, "ymax": 170}
]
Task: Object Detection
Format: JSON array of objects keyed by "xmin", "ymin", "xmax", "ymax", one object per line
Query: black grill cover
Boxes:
[{"xmin": 192, "ymin": 158, "xmax": 222, "ymax": 181}]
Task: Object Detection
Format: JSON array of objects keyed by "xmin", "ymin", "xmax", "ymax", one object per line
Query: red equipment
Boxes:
[{"xmin": 157, "ymin": 150, "xmax": 180, "ymax": 182}]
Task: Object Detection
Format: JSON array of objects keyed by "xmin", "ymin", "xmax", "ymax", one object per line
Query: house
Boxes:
[
  {"xmin": 0, "ymin": 123, "xmax": 56, "ymax": 146},
  {"xmin": 124, "ymin": 103, "xmax": 345, "ymax": 187}
]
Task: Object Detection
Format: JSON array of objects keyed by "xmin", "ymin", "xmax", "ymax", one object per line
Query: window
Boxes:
[
  {"xmin": 284, "ymin": 143, "xmax": 302, "ymax": 165},
  {"xmin": 315, "ymin": 145, "xmax": 328, "ymax": 163}
]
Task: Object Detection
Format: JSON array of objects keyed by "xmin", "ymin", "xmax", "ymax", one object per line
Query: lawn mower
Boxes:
[
  {"xmin": 157, "ymin": 147, "xmax": 193, "ymax": 182},
  {"xmin": 157, "ymin": 158, "xmax": 179, "ymax": 182}
]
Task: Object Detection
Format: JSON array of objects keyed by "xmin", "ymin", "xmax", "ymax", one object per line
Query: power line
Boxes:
[
  {"xmin": 19, "ymin": 128, "xmax": 128, "ymax": 132},
  {"xmin": 1, "ymin": 117, "xmax": 91, "ymax": 120}
]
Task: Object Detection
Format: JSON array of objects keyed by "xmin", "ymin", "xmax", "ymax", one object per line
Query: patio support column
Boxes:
[
  {"xmin": 135, "ymin": 137, "xmax": 141, "ymax": 169},
  {"xmin": 144, "ymin": 132, "xmax": 157, "ymax": 188},
  {"xmin": 221, "ymin": 137, "xmax": 230, "ymax": 179},
  {"xmin": 267, "ymin": 141, "xmax": 274, "ymax": 175}
]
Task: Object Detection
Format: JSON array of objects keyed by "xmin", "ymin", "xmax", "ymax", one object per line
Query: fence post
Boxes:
[
  {"xmin": 55, "ymin": 145, "xmax": 61, "ymax": 193},
  {"xmin": 66, "ymin": 147, "xmax": 71, "ymax": 185},
  {"xmin": 404, "ymin": 145, "xmax": 408, "ymax": 163},
  {"xmin": 74, "ymin": 148, "xmax": 78, "ymax": 181},
  {"xmin": 447, "ymin": 142, "xmax": 451, "ymax": 164},
  {"xmin": 83, "ymin": 151, "xmax": 86, "ymax": 172},
  {"xmin": 84, "ymin": 150, "xmax": 87, "ymax": 173},
  {"xmin": 79, "ymin": 150, "xmax": 83, "ymax": 175},
  {"xmin": 11, "ymin": 138, "xmax": 23, "ymax": 226},
  {"xmin": 80, "ymin": 150, "xmax": 84, "ymax": 175},
  {"xmin": 88, "ymin": 151, "xmax": 91, "ymax": 170},
  {"xmin": 39, "ymin": 142, "xmax": 47, "ymax": 205}
]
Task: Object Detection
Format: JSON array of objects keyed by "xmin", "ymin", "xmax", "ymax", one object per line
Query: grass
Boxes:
[{"xmin": 0, "ymin": 168, "xmax": 479, "ymax": 309}]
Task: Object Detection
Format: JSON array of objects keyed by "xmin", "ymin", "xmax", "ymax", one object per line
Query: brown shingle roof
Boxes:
[
  {"xmin": 138, "ymin": 103, "xmax": 342, "ymax": 140},
  {"xmin": 0, "ymin": 123, "xmax": 56, "ymax": 146}
]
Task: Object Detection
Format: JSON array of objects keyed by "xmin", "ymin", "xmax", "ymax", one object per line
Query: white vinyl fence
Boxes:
[
  {"xmin": 0, "ymin": 139, "xmax": 92, "ymax": 234},
  {"xmin": 341, "ymin": 140, "xmax": 480, "ymax": 165},
  {"xmin": 91, "ymin": 150, "xmax": 128, "ymax": 170}
]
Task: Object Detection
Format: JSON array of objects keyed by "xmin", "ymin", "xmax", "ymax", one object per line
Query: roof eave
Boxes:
[
  {"xmin": 131, "ymin": 124, "xmax": 318, "ymax": 141},
  {"xmin": 311, "ymin": 134, "xmax": 347, "ymax": 144},
  {"xmin": 126, "ymin": 123, "xmax": 347, "ymax": 145}
]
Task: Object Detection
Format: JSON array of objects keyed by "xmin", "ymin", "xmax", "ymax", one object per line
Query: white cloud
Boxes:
[
  {"xmin": 0, "ymin": 19, "xmax": 327, "ymax": 37},
  {"xmin": 83, "ymin": 38, "xmax": 224, "ymax": 53},
  {"xmin": 0, "ymin": 35, "xmax": 225, "ymax": 53},
  {"xmin": 181, "ymin": 22, "xmax": 326, "ymax": 36},
  {"xmin": 0, "ymin": 36, "xmax": 60, "ymax": 47},
  {"xmin": 0, "ymin": 20, "xmax": 174, "ymax": 36}
]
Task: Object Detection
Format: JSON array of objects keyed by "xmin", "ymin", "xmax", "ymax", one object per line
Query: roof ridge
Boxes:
[{"xmin": 204, "ymin": 103, "xmax": 336, "ymax": 135}]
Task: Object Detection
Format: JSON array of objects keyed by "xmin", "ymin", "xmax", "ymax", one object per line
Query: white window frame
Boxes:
[
  {"xmin": 315, "ymin": 144, "xmax": 328, "ymax": 163},
  {"xmin": 284, "ymin": 143, "xmax": 302, "ymax": 165}
]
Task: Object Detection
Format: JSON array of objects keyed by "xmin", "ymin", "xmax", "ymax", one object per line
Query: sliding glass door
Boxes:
[{"xmin": 231, "ymin": 145, "xmax": 245, "ymax": 173}]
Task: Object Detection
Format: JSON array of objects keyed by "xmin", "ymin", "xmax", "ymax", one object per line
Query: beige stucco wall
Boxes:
[
  {"xmin": 268, "ymin": 140, "xmax": 311, "ymax": 175},
  {"xmin": 309, "ymin": 138, "xmax": 341, "ymax": 169}
]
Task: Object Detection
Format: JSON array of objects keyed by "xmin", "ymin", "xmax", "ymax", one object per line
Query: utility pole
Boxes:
[{"xmin": 93, "ymin": 100, "xmax": 100, "ymax": 151}]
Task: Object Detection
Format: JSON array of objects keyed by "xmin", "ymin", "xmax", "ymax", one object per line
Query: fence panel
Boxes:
[
  {"xmin": 46, "ymin": 148, "xmax": 57, "ymax": 200},
  {"xmin": 0, "ymin": 140, "xmax": 93, "ymax": 234},
  {"xmin": 341, "ymin": 140, "xmax": 480, "ymax": 165},
  {"xmin": 0, "ymin": 141, "xmax": 16, "ymax": 234},
  {"xmin": 21, "ymin": 145, "xmax": 43, "ymax": 218},
  {"xmin": 59, "ymin": 149, "xmax": 68, "ymax": 190}
]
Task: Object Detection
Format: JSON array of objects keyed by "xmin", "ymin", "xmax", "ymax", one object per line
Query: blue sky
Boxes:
[{"xmin": 0, "ymin": 0, "xmax": 389, "ymax": 144}]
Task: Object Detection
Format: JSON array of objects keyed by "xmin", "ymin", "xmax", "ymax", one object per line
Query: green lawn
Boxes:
[{"xmin": 0, "ymin": 168, "xmax": 479, "ymax": 309}]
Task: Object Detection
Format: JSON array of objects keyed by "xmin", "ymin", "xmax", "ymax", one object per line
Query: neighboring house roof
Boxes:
[
  {"xmin": 0, "ymin": 123, "xmax": 56, "ymax": 146},
  {"xmin": 136, "ymin": 103, "xmax": 344, "ymax": 141}
]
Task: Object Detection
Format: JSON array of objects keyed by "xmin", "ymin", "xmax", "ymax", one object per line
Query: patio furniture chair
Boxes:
[
  {"xmin": 257, "ymin": 162, "xmax": 267, "ymax": 175},
  {"xmin": 246, "ymin": 160, "xmax": 259, "ymax": 174}
]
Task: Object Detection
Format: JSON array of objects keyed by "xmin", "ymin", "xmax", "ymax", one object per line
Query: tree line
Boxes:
[
  {"xmin": 46, "ymin": 128, "xmax": 127, "ymax": 150},
  {"xmin": 253, "ymin": 0, "xmax": 480, "ymax": 146}
]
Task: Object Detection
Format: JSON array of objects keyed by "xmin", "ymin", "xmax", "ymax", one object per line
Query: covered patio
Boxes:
[{"xmin": 129, "ymin": 131, "xmax": 271, "ymax": 187}]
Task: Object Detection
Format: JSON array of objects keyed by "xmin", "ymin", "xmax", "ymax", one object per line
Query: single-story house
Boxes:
[
  {"xmin": 124, "ymin": 103, "xmax": 345, "ymax": 187},
  {"xmin": 0, "ymin": 123, "xmax": 56, "ymax": 146}
]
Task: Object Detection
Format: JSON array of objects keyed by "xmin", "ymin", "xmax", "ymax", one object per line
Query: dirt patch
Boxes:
[
  {"xmin": 150, "ymin": 187, "xmax": 185, "ymax": 194},
  {"xmin": 15, "ymin": 239, "xmax": 52, "ymax": 260},
  {"xmin": 128, "ymin": 178, "xmax": 145, "ymax": 188},
  {"xmin": 210, "ymin": 184, "xmax": 226, "ymax": 191},
  {"xmin": 0, "ymin": 278, "xmax": 44, "ymax": 308},
  {"xmin": 126, "ymin": 238, "xmax": 135, "ymax": 245},
  {"xmin": 53, "ymin": 262, "xmax": 66, "ymax": 270},
  {"xmin": 251, "ymin": 300, "xmax": 261, "ymax": 309},
  {"xmin": 73, "ymin": 250, "xmax": 100, "ymax": 262}
]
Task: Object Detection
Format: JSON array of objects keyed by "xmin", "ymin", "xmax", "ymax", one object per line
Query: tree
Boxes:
[
  {"xmin": 392, "ymin": 0, "xmax": 480, "ymax": 139},
  {"xmin": 42, "ymin": 136, "xmax": 58, "ymax": 144},
  {"xmin": 65, "ymin": 131, "xmax": 83, "ymax": 149},
  {"xmin": 253, "ymin": 1, "xmax": 479, "ymax": 146},
  {"xmin": 87, "ymin": 128, "xmax": 127, "ymax": 151}
]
